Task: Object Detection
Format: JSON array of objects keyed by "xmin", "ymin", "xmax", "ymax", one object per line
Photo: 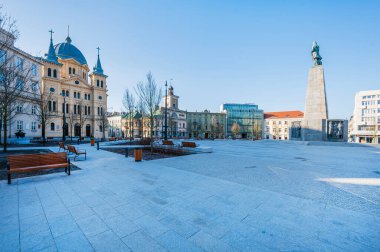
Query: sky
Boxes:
[{"xmin": 3, "ymin": 0, "xmax": 380, "ymax": 119}]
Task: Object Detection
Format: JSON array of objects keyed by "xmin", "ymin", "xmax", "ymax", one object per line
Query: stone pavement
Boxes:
[{"xmin": 0, "ymin": 140, "xmax": 379, "ymax": 251}]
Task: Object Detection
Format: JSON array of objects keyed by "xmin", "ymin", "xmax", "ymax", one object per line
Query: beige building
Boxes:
[
  {"xmin": 350, "ymin": 90, "xmax": 380, "ymax": 143},
  {"xmin": 0, "ymin": 27, "xmax": 43, "ymax": 142},
  {"xmin": 264, "ymin": 111, "xmax": 304, "ymax": 140},
  {"xmin": 40, "ymin": 32, "xmax": 108, "ymax": 139},
  {"xmin": 186, "ymin": 110, "xmax": 226, "ymax": 139}
]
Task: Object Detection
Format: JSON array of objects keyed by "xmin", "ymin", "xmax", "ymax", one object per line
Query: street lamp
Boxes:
[
  {"xmin": 61, "ymin": 92, "xmax": 66, "ymax": 141},
  {"xmin": 164, "ymin": 81, "xmax": 168, "ymax": 140}
]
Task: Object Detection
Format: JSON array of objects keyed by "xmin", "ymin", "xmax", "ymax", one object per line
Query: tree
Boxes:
[
  {"xmin": 30, "ymin": 84, "xmax": 54, "ymax": 145},
  {"xmin": 122, "ymin": 89, "xmax": 135, "ymax": 142},
  {"xmin": 231, "ymin": 122, "xmax": 240, "ymax": 139},
  {"xmin": 0, "ymin": 9, "xmax": 34, "ymax": 151},
  {"xmin": 98, "ymin": 112, "xmax": 108, "ymax": 140},
  {"xmin": 75, "ymin": 99, "xmax": 90, "ymax": 139},
  {"xmin": 135, "ymin": 72, "xmax": 162, "ymax": 151}
]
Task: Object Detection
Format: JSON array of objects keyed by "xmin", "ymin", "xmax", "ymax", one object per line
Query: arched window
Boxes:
[
  {"xmin": 97, "ymin": 80, "xmax": 99, "ymax": 87},
  {"xmin": 88, "ymin": 107, "xmax": 91, "ymax": 115},
  {"xmin": 74, "ymin": 92, "xmax": 77, "ymax": 98},
  {"xmin": 78, "ymin": 93, "xmax": 80, "ymax": 99},
  {"xmin": 66, "ymin": 90, "xmax": 69, "ymax": 97},
  {"xmin": 97, "ymin": 107, "xmax": 100, "ymax": 115},
  {"xmin": 48, "ymin": 101, "xmax": 52, "ymax": 112},
  {"xmin": 84, "ymin": 94, "xmax": 87, "ymax": 100},
  {"xmin": 53, "ymin": 101, "xmax": 56, "ymax": 112},
  {"xmin": 50, "ymin": 122, "xmax": 55, "ymax": 131},
  {"xmin": 53, "ymin": 69, "xmax": 57, "ymax": 78},
  {"xmin": 47, "ymin": 68, "xmax": 51, "ymax": 77},
  {"xmin": 73, "ymin": 68, "xmax": 76, "ymax": 74},
  {"xmin": 88, "ymin": 94, "xmax": 91, "ymax": 100},
  {"xmin": 84, "ymin": 106, "xmax": 87, "ymax": 115},
  {"xmin": 74, "ymin": 105, "xmax": 77, "ymax": 114},
  {"xmin": 101, "ymin": 81, "xmax": 103, "ymax": 88},
  {"xmin": 101, "ymin": 107, "xmax": 103, "ymax": 115},
  {"xmin": 69, "ymin": 67, "xmax": 72, "ymax": 74}
]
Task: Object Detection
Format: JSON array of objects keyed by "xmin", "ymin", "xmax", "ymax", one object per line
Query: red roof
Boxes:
[{"xmin": 264, "ymin": 110, "xmax": 304, "ymax": 119}]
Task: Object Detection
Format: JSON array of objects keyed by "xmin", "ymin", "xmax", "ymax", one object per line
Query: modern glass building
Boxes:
[{"xmin": 221, "ymin": 103, "xmax": 264, "ymax": 139}]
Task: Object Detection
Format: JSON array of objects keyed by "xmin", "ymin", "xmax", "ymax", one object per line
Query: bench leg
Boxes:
[{"xmin": 68, "ymin": 159, "xmax": 71, "ymax": 175}]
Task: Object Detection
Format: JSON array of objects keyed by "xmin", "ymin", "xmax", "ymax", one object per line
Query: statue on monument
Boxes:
[{"xmin": 311, "ymin": 41, "xmax": 322, "ymax": 66}]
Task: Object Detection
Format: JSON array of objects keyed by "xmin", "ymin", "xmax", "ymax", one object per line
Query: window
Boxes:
[
  {"xmin": 97, "ymin": 80, "xmax": 99, "ymax": 87},
  {"xmin": 69, "ymin": 67, "xmax": 72, "ymax": 74},
  {"xmin": 61, "ymin": 90, "xmax": 65, "ymax": 96},
  {"xmin": 0, "ymin": 49, "xmax": 6, "ymax": 63},
  {"xmin": 53, "ymin": 69, "xmax": 57, "ymax": 78},
  {"xmin": 99, "ymin": 125, "xmax": 103, "ymax": 132},
  {"xmin": 17, "ymin": 120, "xmax": 23, "ymax": 130},
  {"xmin": 73, "ymin": 68, "xmax": 76, "ymax": 74},
  {"xmin": 66, "ymin": 103, "xmax": 69, "ymax": 113},
  {"xmin": 85, "ymin": 94, "xmax": 87, "ymax": 100},
  {"xmin": 101, "ymin": 81, "xmax": 103, "ymax": 88},
  {"xmin": 78, "ymin": 93, "xmax": 80, "ymax": 99},
  {"xmin": 85, "ymin": 106, "xmax": 87, "ymax": 115},
  {"xmin": 101, "ymin": 107, "xmax": 103, "ymax": 115},
  {"xmin": 98, "ymin": 96, "xmax": 102, "ymax": 100},
  {"xmin": 16, "ymin": 79, "xmax": 23, "ymax": 90},
  {"xmin": 49, "ymin": 101, "xmax": 52, "ymax": 112},
  {"xmin": 31, "ymin": 122, "xmax": 37, "ymax": 131},
  {"xmin": 75, "ymin": 80, "xmax": 79, "ymax": 85},
  {"xmin": 16, "ymin": 105, "xmax": 22, "ymax": 113},
  {"xmin": 16, "ymin": 57, "xmax": 23, "ymax": 70},
  {"xmin": 78, "ymin": 105, "xmax": 81, "ymax": 114},
  {"xmin": 50, "ymin": 122, "xmax": 55, "ymax": 131},
  {"xmin": 53, "ymin": 101, "xmax": 56, "ymax": 112},
  {"xmin": 32, "ymin": 82, "xmax": 38, "ymax": 92},
  {"xmin": 66, "ymin": 90, "xmax": 69, "ymax": 97},
  {"xmin": 88, "ymin": 94, "xmax": 91, "ymax": 100},
  {"xmin": 74, "ymin": 105, "xmax": 77, "ymax": 114},
  {"xmin": 97, "ymin": 107, "xmax": 100, "ymax": 115},
  {"xmin": 74, "ymin": 92, "xmax": 77, "ymax": 98},
  {"xmin": 48, "ymin": 68, "xmax": 52, "ymax": 77},
  {"xmin": 88, "ymin": 107, "xmax": 90, "ymax": 115},
  {"xmin": 31, "ymin": 105, "xmax": 36, "ymax": 114},
  {"xmin": 31, "ymin": 64, "xmax": 37, "ymax": 76}
]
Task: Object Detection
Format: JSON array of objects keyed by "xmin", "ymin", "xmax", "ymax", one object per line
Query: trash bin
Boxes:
[{"xmin": 134, "ymin": 149, "xmax": 142, "ymax": 162}]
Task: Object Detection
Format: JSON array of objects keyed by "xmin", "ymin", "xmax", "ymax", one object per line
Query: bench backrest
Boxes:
[
  {"xmin": 59, "ymin": 142, "xmax": 67, "ymax": 149},
  {"xmin": 182, "ymin": 141, "xmax": 197, "ymax": 148},
  {"xmin": 8, "ymin": 152, "xmax": 68, "ymax": 169},
  {"xmin": 163, "ymin": 140, "xmax": 174, "ymax": 145},
  {"xmin": 67, "ymin": 145, "xmax": 77, "ymax": 154}
]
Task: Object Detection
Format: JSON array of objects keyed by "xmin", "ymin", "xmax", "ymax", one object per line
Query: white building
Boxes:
[
  {"xmin": 0, "ymin": 28, "xmax": 43, "ymax": 143},
  {"xmin": 350, "ymin": 90, "xmax": 380, "ymax": 144},
  {"xmin": 264, "ymin": 111, "xmax": 304, "ymax": 140},
  {"xmin": 107, "ymin": 112, "xmax": 125, "ymax": 138}
]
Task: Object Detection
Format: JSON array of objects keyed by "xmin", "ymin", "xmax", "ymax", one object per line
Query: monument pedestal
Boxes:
[{"xmin": 302, "ymin": 65, "xmax": 328, "ymax": 141}]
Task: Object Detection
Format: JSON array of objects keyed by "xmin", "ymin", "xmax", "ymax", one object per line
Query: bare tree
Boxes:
[
  {"xmin": 30, "ymin": 84, "xmax": 55, "ymax": 145},
  {"xmin": 67, "ymin": 112, "xmax": 74, "ymax": 141},
  {"xmin": 0, "ymin": 9, "xmax": 34, "ymax": 151},
  {"xmin": 135, "ymin": 72, "xmax": 162, "ymax": 151},
  {"xmin": 122, "ymin": 89, "xmax": 135, "ymax": 142},
  {"xmin": 75, "ymin": 99, "xmax": 90, "ymax": 139},
  {"xmin": 97, "ymin": 112, "xmax": 108, "ymax": 140}
]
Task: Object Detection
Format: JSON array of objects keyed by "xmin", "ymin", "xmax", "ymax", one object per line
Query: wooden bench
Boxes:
[
  {"xmin": 162, "ymin": 140, "xmax": 175, "ymax": 146},
  {"xmin": 7, "ymin": 152, "xmax": 70, "ymax": 184},
  {"xmin": 68, "ymin": 145, "xmax": 87, "ymax": 161},
  {"xmin": 58, "ymin": 142, "xmax": 69, "ymax": 152},
  {"xmin": 182, "ymin": 141, "xmax": 197, "ymax": 148},
  {"xmin": 109, "ymin": 137, "xmax": 116, "ymax": 142}
]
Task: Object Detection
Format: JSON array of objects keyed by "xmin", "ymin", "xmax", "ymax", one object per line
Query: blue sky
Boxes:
[{"xmin": 4, "ymin": 0, "xmax": 380, "ymax": 118}]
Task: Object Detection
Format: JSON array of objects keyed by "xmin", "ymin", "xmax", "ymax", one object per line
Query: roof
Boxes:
[
  {"xmin": 264, "ymin": 110, "xmax": 304, "ymax": 119},
  {"xmin": 54, "ymin": 36, "xmax": 87, "ymax": 65}
]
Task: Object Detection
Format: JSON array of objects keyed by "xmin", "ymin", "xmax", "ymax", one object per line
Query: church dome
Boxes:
[{"xmin": 54, "ymin": 36, "xmax": 87, "ymax": 65}]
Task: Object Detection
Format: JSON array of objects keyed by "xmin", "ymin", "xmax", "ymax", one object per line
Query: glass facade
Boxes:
[{"xmin": 221, "ymin": 103, "xmax": 264, "ymax": 139}]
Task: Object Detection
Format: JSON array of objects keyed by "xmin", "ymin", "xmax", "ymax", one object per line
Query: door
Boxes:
[
  {"xmin": 74, "ymin": 124, "xmax": 81, "ymax": 137},
  {"xmin": 86, "ymin": 124, "xmax": 91, "ymax": 137}
]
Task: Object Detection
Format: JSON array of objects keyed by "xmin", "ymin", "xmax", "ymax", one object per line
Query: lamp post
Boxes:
[
  {"xmin": 164, "ymin": 81, "xmax": 168, "ymax": 140},
  {"xmin": 62, "ymin": 94, "xmax": 66, "ymax": 141}
]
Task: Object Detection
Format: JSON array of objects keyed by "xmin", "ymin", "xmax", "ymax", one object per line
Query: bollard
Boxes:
[
  {"xmin": 134, "ymin": 149, "xmax": 142, "ymax": 162},
  {"xmin": 97, "ymin": 141, "xmax": 99, "ymax": 150},
  {"xmin": 125, "ymin": 148, "xmax": 128, "ymax": 157}
]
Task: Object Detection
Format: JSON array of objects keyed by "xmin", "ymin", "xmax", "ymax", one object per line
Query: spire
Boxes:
[
  {"xmin": 93, "ymin": 47, "xmax": 104, "ymax": 74},
  {"xmin": 45, "ymin": 29, "xmax": 58, "ymax": 63},
  {"xmin": 65, "ymin": 25, "xmax": 72, "ymax": 44}
]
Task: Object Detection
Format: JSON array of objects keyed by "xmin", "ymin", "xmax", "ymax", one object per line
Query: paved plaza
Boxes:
[{"xmin": 1, "ymin": 141, "xmax": 379, "ymax": 251}]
